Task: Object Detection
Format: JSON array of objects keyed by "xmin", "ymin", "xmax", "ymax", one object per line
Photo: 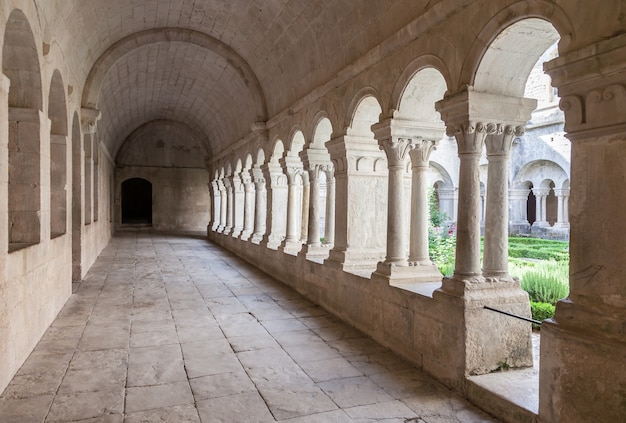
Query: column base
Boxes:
[
  {"xmin": 434, "ymin": 274, "xmax": 533, "ymax": 375},
  {"xmin": 260, "ymin": 234, "xmax": 283, "ymax": 250},
  {"xmin": 324, "ymin": 248, "xmax": 384, "ymax": 272},
  {"xmin": 372, "ymin": 261, "xmax": 443, "ymax": 283},
  {"xmin": 239, "ymin": 230, "xmax": 253, "ymax": 241},
  {"xmin": 298, "ymin": 244, "xmax": 330, "ymax": 261},
  {"xmin": 278, "ymin": 240, "xmax": 303, "ymax": 255},
  {"xmin": 250, "ymin": 233, "xmax": 264, "ymax": 245}
]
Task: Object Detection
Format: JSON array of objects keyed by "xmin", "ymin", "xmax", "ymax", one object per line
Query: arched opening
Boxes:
[
  {"xmin": 121, "ymin": 178, "xmax": 152, "ymax": 225},
  {"xmin": 49, "ymin": 70, "xmax": 68, "ymax": 238},
  {"xmin": 527, "ymin": 183, "xmax": 537, "ymax": 225},
  {"xmin": 4, "ymin": 10, "xmax": 43, "ymax": 250}
]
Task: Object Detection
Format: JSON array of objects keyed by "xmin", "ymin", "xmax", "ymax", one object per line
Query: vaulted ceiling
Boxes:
[{"xmin": 39, "ymin": 0, "xmax": 437, "ymax": 161}]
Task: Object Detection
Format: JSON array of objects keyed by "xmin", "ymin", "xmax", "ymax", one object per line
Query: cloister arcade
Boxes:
[{"xmin": 0, "ymin": 1, "xmax": 624, "ymax": 422}]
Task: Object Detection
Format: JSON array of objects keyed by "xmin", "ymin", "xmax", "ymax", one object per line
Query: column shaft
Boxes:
[
  {"xmin": 307, "ymin": 170, "xmax": 321, "ymax": 247},
  {"xmin": 324, "ymin": 176, "xmax": 335, "ymax": 246}
]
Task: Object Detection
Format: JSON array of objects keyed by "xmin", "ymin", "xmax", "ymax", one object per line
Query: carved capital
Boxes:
[
  {"xmin": 485, "ymin": 124, "xmax": 525, "ymax": 156},
  {"xmin": 378, "ymin": 137, "xmax": 415, "ymax": 167},
  {"xmin": 447, "ymin": 121, "xmax": 492, "ymax": 155},
  {"xmin": 81, "ymin": 107, "xmax": 101, "ymax": 134},
  {"xmin": 409, "ymin": 139, "xmax": 438, "ymax": 167}
]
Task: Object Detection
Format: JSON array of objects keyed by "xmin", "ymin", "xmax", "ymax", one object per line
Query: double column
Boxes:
[
  {"xmin": 279, "ymin": 156, "xmax": 304, "ymax": 254},
  {"xmin": 371, "ymin": 117, "xmax": 443, "ymax": 283},
  {"xmin": 434, "ymin": 89, "xmax": 536, "ymax": 376},
  {"xmin": 250, "ymin": 166, "xmax": 266, "ymax": 244},
  {"xmin": 300, "ymin": 147, "xmax": 334, "ymax": 259},
  {"xmin": 239, "ymin": 170, "xmax": 255, "ymax": 240}
]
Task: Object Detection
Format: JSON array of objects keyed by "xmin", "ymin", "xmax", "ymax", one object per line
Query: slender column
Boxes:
[
  {"xmin": 508, "ymin": 188, "xmax": 531, "ymax": 235},
  {"xmin": 209, "ymin": 180, "xmax": 221, "ymax": 232},
  {"xmin": 251, "ymin": 167, "xmax": 266, "ymax": 243},
  {"xmin": 533, "ymin": 188, "xmax": 549, "ymax": 226},
  {"xmin": 261, "ymin": 161, "xmax": 287, "ymax": 250},
  {"xmin": 224, "ymin": 178, "xmax": 234, "ymax": 233},
  {"xmin": 483, "ymin": 125, "xmax": 524, "ymax": 277},
  {"xmin": 283, "ymin": 168, "xmax": 301, "ymax": 244},
  {"xmin": 306, "ymin": 166, "xmax": 322, "ymax": 248},
  {"xmin": 408, "ymin": 140, "xmax": 438, "ymax": 265},
  {"xmin": 381, "ymin": 139, "xmax": 412, "ymax": 266},
  {"xmin": 218, "ymin": 179, "xmax": 227, "ymax": 232},
  {"xmin": 240, "ymin": 171, "xmax": 255, "ymax": 240},
  {"xmin": 324, "ymin": 172, "xmax": 335, "ymax": 246},
  {"xmin": 230, "ymin": 174, "xmax": 244, "ymax": 237},
  {"xmin": 555, "ymin": 189, "xmax": 565, "ymax": 225},
  {"xmin": 300, "ymin": 173, "xmax": 310, "ymax": 244}
]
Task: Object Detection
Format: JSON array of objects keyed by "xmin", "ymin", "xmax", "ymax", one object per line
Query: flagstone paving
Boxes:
[{"xmin": 0, "ymin": 232, "xmax": 499, "ymax": 422}]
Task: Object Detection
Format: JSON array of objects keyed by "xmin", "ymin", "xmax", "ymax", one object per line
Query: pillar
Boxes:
[
  {"xmin": 508, "ymin": 188, "xmax": 531, "ymax": 235},
  {"xmin": 224, "ymin": 177, "xmax": 234, "ymax": 234},
  {"xmin": 240, "ymin": 171, "xmax": 255, "ymax": 240},
  {"xmin": 230, "ymin": 173, "xmax": 244, "ymax": 237},
  {"xmin": 408, "ymin": 140, "xmax": 438, "ymax": 266},
  {"xmin": 323, "ymin": 171, "xmax": 335, "ymax": 247},
  {"xmin": 209, "ymin": 180, "xmax": 220, "ymax": 232},
  {"xmin": 279, "ymin": 158, "xmax": 304, "ymax": 254},
  {"xmin": 251, "ymin": 166, "xmax": 266, "ymax": 244},
  {"xmin": 483, "ymin": 125, "xmax": 524, "ymax": 277},
  {"xmin": 539, "ymin": 37, "xmax": 626, "ymax": 422},
  {"xmin": 218, "ymin": 179, "xmax": 227, "ymax": 233},
  {"xmin": 260, "ymin": 161, "xmax": 287, "ymax": 250},
  {"xmin": 554, "ymin": 188, "xmax": 570, "ymax": 227}
]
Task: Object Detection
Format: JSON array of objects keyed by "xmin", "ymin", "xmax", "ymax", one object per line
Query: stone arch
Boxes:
[
  {"xmin": 287, "ymin": 130, "xmax": 306, "ymax": 156},
  {"xmin": 310, "ymin": 113, "xmax": 333, "ymax": 149},
  {"xmin": 345, "ymin": 88, "xmax": 382, "ymax": 136},
  {"xmin": 255, "ymin": 148, "xmax": 266, "ymax": 166},
  {"xmin": 459, "ymin": 1, "xmax": 574, "ymax": 94},
  {"xmin": 234, "ymin": 158, "xmax": 243, "ymax": 174},
  {"xmin": 49, "ymin": 70, "xmax": 68, "ymax": 238},
  {"xmin": 512, "ymin": 159, "xmax": 568, "ymax": 189},
  {"xmin": 121, "ymin": 177, "xmax": 153, "ymax": 225},
  {"xmin": 390, "ymin": 55, "xmax": 451, "ymax": 117},
  {"xmin": 4, "ymin": 9, "xmax": 43, "ymax": 250},
  {"xmin": 270, "ymin": 139, "xmax": 285, "ymax": 163},
  {"xmin": 464, "ymin": 14, "xmax": 569, "ymax": 98},
  {"xmin": 81, "ymin": 28, "xmax": 267, "ymax": 122}
]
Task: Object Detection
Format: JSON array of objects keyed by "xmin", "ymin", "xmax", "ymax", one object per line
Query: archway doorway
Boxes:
[
  {"xmin": 527, "ymin": 184, "xmax": 536, "ymax": 226},
  {"xmin": 121, "ymin": 178, "xmax": 152, "ymax": 224}
]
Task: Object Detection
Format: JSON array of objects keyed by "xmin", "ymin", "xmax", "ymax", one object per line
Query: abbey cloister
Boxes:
[{"xmin": 0, "ymin": 1, "xmax": 624, "ymax": 422}]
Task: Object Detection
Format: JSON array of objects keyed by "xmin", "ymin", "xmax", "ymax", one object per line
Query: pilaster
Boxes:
[{"xmin": 539, "ymin": 33, "xmax": 626, "ymax": 423}]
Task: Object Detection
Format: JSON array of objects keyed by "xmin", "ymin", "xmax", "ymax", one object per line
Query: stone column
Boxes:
[
  {"xmin": 532, "ymin": 188, "xmax": 549, "ymax": 227},
  {"xmin": 230, "ymin": 173, "xmax": 244, "ymax": 237},
  {"xmin": 483, "ymin": 125, "xmax": 524, "ymax": 277},
  {"xmin": 554, "ymin": 188, "xmax": 570, "ymax": 227},
  {"xmin": 538, "ymin": 34, "xmax": 626, "ymax": 423},
  {"xmin": 508, "ymin": 188, "xmax": 531, "ymax": 235},
  {"xmin": 408, "ymin": 140, "xmax": 438, "ymax": 266},
  {"xmin": 260, "ymin": 161, "xmax": 287, "ymax": 250},
  {"xmin": 209, "ymin": 180, "xmax": 221, "ymax": 232},
  {"xmin": 306, "ymin": 166, "xmax": 322, "ymax": 249},
  {"xmin": 251, "ymin": 167, "xmax": 266, "ymax": 244},
  {"xmin": 224, "ymin": 177, "xmax": 234, "ymax": 234},
  {"xmin": 375, "ymin": 133, "xmax": 413, "ymax": 269},
  {"xmin": 300, "ymin": 173, "xmax": 310, "ymax": 244},
  {"xmin": 240, "ymin": 171, "xmax": 255, "ymax": 240},
  {"xmin": 217, "ymin": 179, "xmax": 227, "ymax": 233},
  {"xmin": 323, "ymin": 171, "xmax": 335, "ymax": 247},
  {"xmin": 279, "ymin": 160, "xmax": 304, "ymax": 254}
]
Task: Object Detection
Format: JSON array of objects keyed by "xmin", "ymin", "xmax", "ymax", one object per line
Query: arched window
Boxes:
[
  {"xmin": 121, "ymin": 178, "xmax": 152, "ymax": 225},
  {"xmin": 49, "ymin": 70, "xmax": 68, "ymax": 238},
  {"xmin": 4, "ymin": 10, "xmax": 43, "ymax": 250}
]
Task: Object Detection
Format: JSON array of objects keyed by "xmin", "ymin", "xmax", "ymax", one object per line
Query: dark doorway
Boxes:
[
  {"xmin": 546, "ymin": 181, "xmax": 557, "ymax": 226},
  {"xmin": 527, "ymin": 184, "xmax": 536, "ymax": 225},
  {"xmin": 121, "ymin": 178, "xmax": 152, "ymax": 224}
]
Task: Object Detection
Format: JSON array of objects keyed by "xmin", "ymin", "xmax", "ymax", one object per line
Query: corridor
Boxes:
[{"xmin": 0, "ymin": 232, "xmax": 497, "ymax": 422}]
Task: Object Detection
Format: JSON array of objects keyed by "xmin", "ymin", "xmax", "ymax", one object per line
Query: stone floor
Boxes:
[{"xmin": 0, "ymin": 232, "xmax": 500, "ymax": 422}]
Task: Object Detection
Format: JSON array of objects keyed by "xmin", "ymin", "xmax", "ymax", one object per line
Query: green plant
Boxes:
[
  {"xmin": 520, "ymin": 262, "xmax": 569, "ymax": 305},
  {"xmin": 496, "ymin": 359, "xmax": 510, "ymax": 371},
  {"xmin": 530, "ymin": 301, "xmax": 555, "ymax": 326}
]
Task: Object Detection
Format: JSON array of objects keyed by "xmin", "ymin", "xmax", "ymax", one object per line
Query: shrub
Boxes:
[
  {"xmin": 520, "ymin": 262, "xmax": 569, "ymax": 305},
  {"xmin": 530, "ymin": 301, "xmax": 555, "ymax": 324}
]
